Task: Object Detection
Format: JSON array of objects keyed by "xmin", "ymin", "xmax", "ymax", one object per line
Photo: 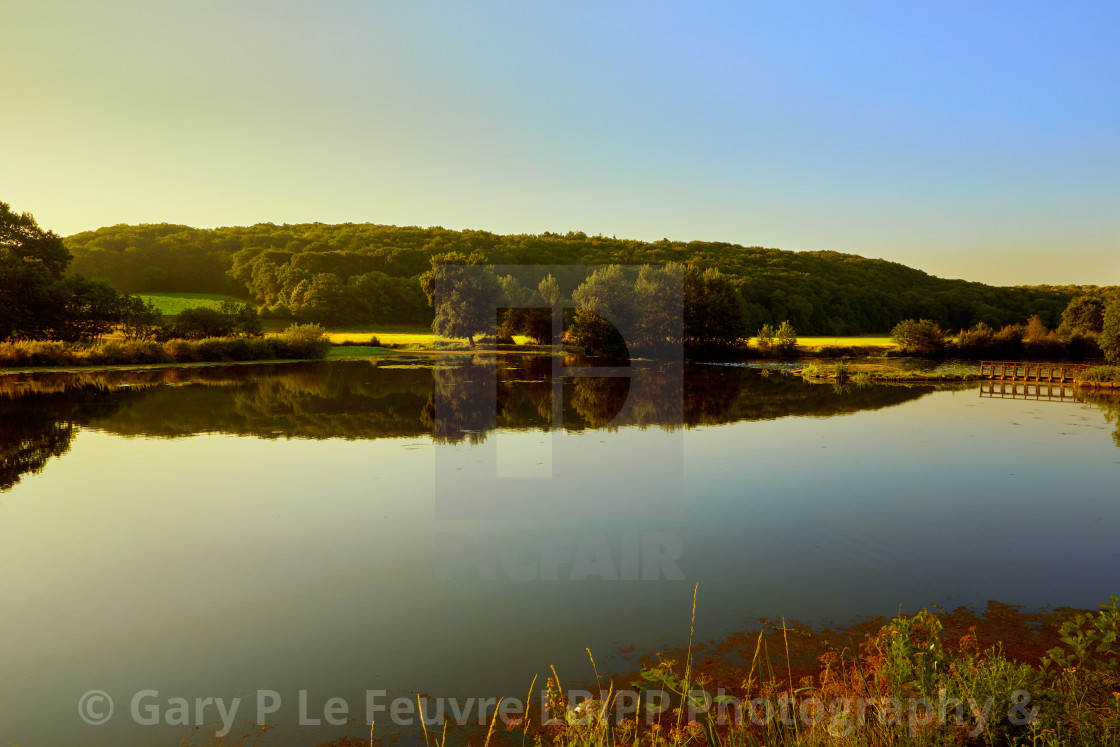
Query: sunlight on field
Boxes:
[
  {"xmin": 140, "ymin": 293, "xmax": 243, "ymax": 315},
  {"xmin": 329, "ymin": 330, "xmax": 537, "ymax": 348},
  {"xmin": 330, "ymin": 331, "xmax": 436, "ymax": 346},
  {"xmin": 791, "ymin": 336, "xmax": 895, "ymax": 348},
  {"xmin": 331, "ymin": 331, "xmax": 895, "ymax": 350}
]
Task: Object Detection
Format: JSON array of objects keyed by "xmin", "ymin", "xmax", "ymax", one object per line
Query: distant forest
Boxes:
[{"xmin": 65, "ymin": 222, "xmax": 1100, "ymax": 334}]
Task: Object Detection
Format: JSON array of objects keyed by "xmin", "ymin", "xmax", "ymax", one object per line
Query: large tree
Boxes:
[
  {"xmin": 683, "ymin": 265, "xmax": 747, "ymax": 350},
  {"xmin": 0, "ymin": 202, "xmax": 72, "ymax": 339},
  {"xmin": 1101, "ymin": 296, "xmax": 1120, "ymax": 364},
  {"xmin": 1058, "ymin": 294, "xmax": 1106, "ymax": 337},
  {"xmin": 419, "ymin": 252, "xmax": 500, "ymax": 347},
  {"xmin": 568, "ymin": 265, "xmax": 637, "ymax": 358}
]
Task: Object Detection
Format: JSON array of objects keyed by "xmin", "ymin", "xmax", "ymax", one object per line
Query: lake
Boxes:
[{"xmin": 1, "ymin": 355, "xmax": 1117, "ymax": 745}]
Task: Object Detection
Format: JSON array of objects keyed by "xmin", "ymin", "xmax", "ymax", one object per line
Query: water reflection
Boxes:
[{"xmin": 2, "ymin": 356, "xmax": 1116, "ymax": 491}]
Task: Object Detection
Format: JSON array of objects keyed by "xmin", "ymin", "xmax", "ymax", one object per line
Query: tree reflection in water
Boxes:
[{"xmin": 6, "ymin": 357, "xmax": 1109, "ymax": 492}]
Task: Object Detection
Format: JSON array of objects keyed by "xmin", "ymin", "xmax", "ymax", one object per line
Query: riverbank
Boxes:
[
  {"xmin": 520, "ymin": 595, "xmax": 1120, "ymax": 747},
  {"xmin": 0, "ymin": 325, "xmax": 333, "ymax": 370},
  {"xmin": 795, "ymin": 361, "xmax": 981, "ymax": 383}
]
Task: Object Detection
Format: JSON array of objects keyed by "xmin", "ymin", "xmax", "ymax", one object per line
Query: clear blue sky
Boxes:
[{"xmin": 2, "ymin": 1, "xmax": 1117, "ymax": 286}]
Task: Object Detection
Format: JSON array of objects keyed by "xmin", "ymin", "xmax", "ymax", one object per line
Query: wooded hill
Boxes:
[{"xmin": 64, "ymin": 222, "xmax": 1099, "ymax": 334}]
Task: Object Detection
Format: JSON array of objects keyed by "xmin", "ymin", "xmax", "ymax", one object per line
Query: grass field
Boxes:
[
  {"xmin": 139, "ymin": 293, "xmax": 245, "ymax": 315},
  {"xmin": 329, "ymin": 330, "xmax": 438, "ymax": 346},
  {"xmin": 788, "ymin": 336, "xmax": 895, "ymax": 348},
  {"xmin": 280, "ymin": 322, "xmax": 898, "ymax": 352}
]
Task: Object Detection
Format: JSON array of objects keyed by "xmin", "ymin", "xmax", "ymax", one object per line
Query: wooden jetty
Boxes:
[
  {"xmin": 979, "ymin": 380, "xmax": 1079, "ymax": 402},
  {"xmin": 978, "ymin": 361, "xmax": 1086, "ymax": 384}
]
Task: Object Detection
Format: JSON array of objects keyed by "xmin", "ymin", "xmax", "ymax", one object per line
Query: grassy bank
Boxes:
[
  {"xmin": 513, "ymin": 594, "xmax": 1120, "ymax": 747},
  {"xmin": 0, "ymin": 326, "xmax": 330, "ymax": 368},
  {"xmin": 262, "ymin": 594, "xmax": 1119, "ymax": 747},
  {"xmin": 797, "ymin": 362, "xmax": 979, "ymax": 383}
]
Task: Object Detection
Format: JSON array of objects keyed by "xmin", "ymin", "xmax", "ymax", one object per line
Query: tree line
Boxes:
[
  {"xmin": 0, "ymin": 203, "xmax": 335, "ymax": 362},
  {"xmin": 64, "ymin": 220, "xmax": 1105, "ymax": 335},
  {"xmin": 891, "ymin": 289, "xmax": 1120, "ymax": 363}
]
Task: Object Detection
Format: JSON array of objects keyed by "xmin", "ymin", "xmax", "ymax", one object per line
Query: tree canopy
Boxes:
[
  {"xmin": 1101, "ymin": 297, "xmax": 1120, "ymax": 364},
  {"xmin": 63, "ymin": 221, "xmax": 1108, "ymax": 335},
  {"xmin": 1, "ymin": 202, "xmax": 138, "ymax": 341}
]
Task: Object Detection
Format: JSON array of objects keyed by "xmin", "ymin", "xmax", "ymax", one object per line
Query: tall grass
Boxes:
[
  {"xmin": 513, "ymin": 595, "xmax": 1120, "ymax": 747},
  {"xmin": 0, "ymin": 324, "xmax": 331, "ymax": 368}
]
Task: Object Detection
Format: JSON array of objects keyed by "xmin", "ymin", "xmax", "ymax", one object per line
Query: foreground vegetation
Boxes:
[
  {"xmin": 510, "ymin": 594, "xmax": 1120, "ymax": 747},
  {"xmin": 178, "ymin": 594, "xmax": 1120, "ymax": 747}
]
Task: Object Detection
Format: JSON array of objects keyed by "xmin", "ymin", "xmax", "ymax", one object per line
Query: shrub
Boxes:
[
  {"xmin": 0, "ymin": 331, "xmax": 327, "ymax": 368},
  {"xmin": 172, "ymin": 307, "xmax": 236, "ymax": 339},
  {"xmin": 0, "ymin": 340, "xmax": 70, "ymax": 366},
  {"xmin": 1067, "ymin": 331, "xmax": 1103, "ymax": 360},
  {"xmin": 956, "ymin": 321, "xmax": 994, "ymax": 353},
  {"xmin": 1025, "ymin": 314, "xmax": 1050, "ymax": 344},
  {"xmin": 755, "ymin": 323, "xmax": 776, "ymax": 351},
  {"xmin": 992, "ymin": 323, "xmax": 1024, "ymax": 355},
  {"xmin": 1080, "ymin": 366, "xmax": 1120, "ymax": 383},
  {"xmin": 774, "ymin": 320, "xmax": 798, "ymax": 354},
  {"xmin": 267, "ymin": 323, "xmax": 331, "ymax": 359},
  {"xmin": 891, "ymin": 318, "xmax": 946, "ymax": 355}
]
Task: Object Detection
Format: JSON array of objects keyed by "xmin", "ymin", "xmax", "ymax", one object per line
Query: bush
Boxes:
[
  {"xmin": 774, "ymin": 320, "xmax": 797, "ymax": 354},
  {"xmin": 891, "ymin": 318, "xmax": 947, "ymax": 355},
  {"xmin": 1080, "ymin": 366, "xmax": 1120, "ymax": 383},
  {"xmin": 0, "ymin": 340, "xmax": 70, "ymax": 367},
  {"xmin": 335, "ymin": 335, "xmax": 384, "ymax": 348},
  {"xmin": 267, "ymin": 323, "xmax": 331, "ymax": 359},
  {"xmin": 755, "ymin": 323, "xmax": 776, "ymax": 351},
  {"xmin": 0, "ymin": 331, "xmax": 327, "ymax": 368},
  {"xmin": 956, "ymin": 321, "xmax": 994, "ymax": 353},
  {"xmin": 171, "ymin": 307, "xmax": 236, "ymax": 339}
]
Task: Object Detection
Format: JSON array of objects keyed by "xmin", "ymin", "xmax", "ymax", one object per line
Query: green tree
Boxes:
[
  {"xmin": 120, "ymin": 296, "xmax": 165, "ymax": 340},
  {"xmin": 49, "ymin": 274, "xmax": 128, "ymax": 341},
  {"xmin": 891, "ymin": 319, "xmax": 947, "ymax": 355},
  {"xmin": 1101, "ymin": 297, "xmax": 1120, "ymax": 364},
  {"xmin": 634, "ymin": 264, "xmax": 683, "ymax": 352},
  {"xmin": 538, "ymin": 274, "xmax": 561, "ymax": 307},
  {"xmin": 775, "ymin": 320, "xmax": 798, "ymax": 354},
  {"xmin": 1059, "ymin": 294, "xmax": 1106, "ymax": 337},
  {"xmin": 1024, "ymin": 314, "xmax": 1050, "ymax": 344},
  {"xmin": 683, "ymin": 265, "xmax": 747, "ymax": 350},
  {"xmin": 756, "ymin": 323, "xmax": 776, "ymax": 352},
  {"xmin": 419, "ymin": 252, "xmax": 500, "ymax": 347},
  {"xmin": 172, "ymin": 307, "xmax": 236, "ymax": 339},
  {"xmin": 495, "ymin": 274, "xmax": 534, "ymax": 343},
  {"xmin": 0, "ymin": 202, "xmax": 72, "ymax": 339},
  {"xmin": 529, "ymin": 273, "xmax": 563, "ymax": 344},
  {"xmin": 219, "ymin": 300, "xmax": 263, "ymax": 336},
  {"xmin": 568, "ymin": 265, "xmax": 636, "ymax": 358}
]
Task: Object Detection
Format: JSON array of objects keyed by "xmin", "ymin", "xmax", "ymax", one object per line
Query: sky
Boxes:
[{"xmin": 1, "ymin": 1, "xmax": 1117, "ymax": 286}]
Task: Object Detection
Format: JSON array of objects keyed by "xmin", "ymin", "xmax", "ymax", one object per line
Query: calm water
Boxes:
[{"xmin": 1, "ymin": 356, "xmax": 1118, "ymax": 745}]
